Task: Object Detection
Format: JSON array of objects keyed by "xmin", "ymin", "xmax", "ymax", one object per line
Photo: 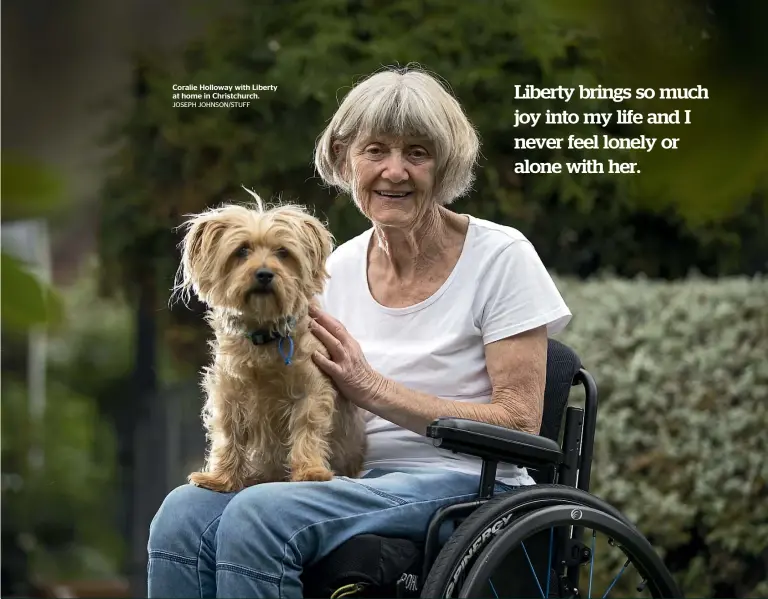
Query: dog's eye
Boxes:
[
  {"xmin": 275, "ymin": 247, "xmax": 289, "ymax": 259},
  {"xmin": 235, "ymin": 245, "xmax": 251, "ymax": 259}
]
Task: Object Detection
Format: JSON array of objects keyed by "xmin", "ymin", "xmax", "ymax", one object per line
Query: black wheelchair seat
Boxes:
[{"xmin": 302, "ymin": 534, "xmax": 423, "ymax": 598}]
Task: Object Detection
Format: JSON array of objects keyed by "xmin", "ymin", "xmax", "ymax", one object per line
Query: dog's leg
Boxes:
[
  {"xmin": 332, "ymin": 401, "xmax": 367, "ymax": 478},
  {"xmin": 188, "ymin": 438, "xmax": 251, "ymax": 492},
  {"xmin": 188, "ymin": 388, "xmax": 254, "ymax": 492},
  {"xmin": 288, "ymin": 383, "xmax": 336, "ymax": 482}
]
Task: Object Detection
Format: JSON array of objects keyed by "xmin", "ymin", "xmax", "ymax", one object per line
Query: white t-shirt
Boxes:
[{"xmin": 319, "ymin": 215, "xmax": 572, "ymax": 486}]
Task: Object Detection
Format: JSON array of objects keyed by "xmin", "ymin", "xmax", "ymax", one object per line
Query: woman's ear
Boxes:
[{"xmin": 333, "ymin": 141, "xmax": 348, "ymax": 180}]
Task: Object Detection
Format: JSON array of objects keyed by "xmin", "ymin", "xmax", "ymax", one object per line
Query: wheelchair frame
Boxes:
[
  {"xmin": 421, "ymin": 367, "xmax": 598, "ymax": 592},
  {"xmin": 304, "ymin": 341, "xmax": 681, "ymax": 598}
]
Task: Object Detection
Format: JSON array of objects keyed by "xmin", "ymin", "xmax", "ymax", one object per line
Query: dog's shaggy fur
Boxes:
[{"xmin": 173, "ymin": 195, "xmax": 366, "ymax": 492}]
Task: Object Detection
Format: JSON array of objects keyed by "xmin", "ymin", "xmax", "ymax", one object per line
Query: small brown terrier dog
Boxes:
[{"xmin": 174, "ymin": 194, "xmax": 366, "ymax": 492}]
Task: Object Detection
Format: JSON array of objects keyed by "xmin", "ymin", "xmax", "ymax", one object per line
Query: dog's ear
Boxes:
[
  {"xmin": 171, "ymin": 210, "xmax": 230, "ymax": 306},
  {"xmin": 300, "ymin": 213, "xmax": 334, "ymax": 282}
]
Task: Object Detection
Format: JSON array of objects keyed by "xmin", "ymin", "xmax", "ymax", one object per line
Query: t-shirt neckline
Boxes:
[{"xmin": 360, "ymin": 215, "xmax": 476, "ymax": 316}]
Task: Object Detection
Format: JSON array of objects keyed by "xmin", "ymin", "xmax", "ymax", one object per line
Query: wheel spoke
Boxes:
[
  {"xmin": 488, "ymin": 577, "xmax": 499, "ymax": 598},
  {"xmin": 588, "ymin": 529, "xmax": 596, "ymax": 598},
  {"xmin": 545, "ymin": 527, "xmax": 554, "ymax": 598},
  {"xmin": 602, "ymin": 558, "xmax": 630, "ymax": 598},
  {"xmin": 521, "ymin": 541, "xmax": 546, "ymax": 599}
]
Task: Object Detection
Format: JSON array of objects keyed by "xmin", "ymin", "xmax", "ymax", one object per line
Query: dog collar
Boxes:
[{"xmin": 245, "ymin": 316, "xmax": 297, "ymax": 365}]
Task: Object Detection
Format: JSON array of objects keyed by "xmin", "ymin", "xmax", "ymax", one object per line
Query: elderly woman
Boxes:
[{"xmin": 148, "ymin": 66, "xmax": 571, "ymax": 598}]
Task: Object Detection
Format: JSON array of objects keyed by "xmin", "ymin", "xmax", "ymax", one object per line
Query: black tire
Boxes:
[
  {"xmin": 421, "ymin": 484, "xmax": 640, "ymax": 598},
  {"xmin": 459, "ymin": 505, "xmax": 682, "ymax": 598}
]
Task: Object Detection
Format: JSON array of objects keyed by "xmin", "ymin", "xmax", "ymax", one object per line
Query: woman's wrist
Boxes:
[
  {"xmin": 357, "ymin": 374, "xmax": 443, "ymax": 435},
  {"xmin": 357, "ymin": 369, "xmax": 390, "ymax": 410}
]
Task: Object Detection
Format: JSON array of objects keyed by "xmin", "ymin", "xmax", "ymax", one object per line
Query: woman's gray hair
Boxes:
[{"xmin": 314, "ymin": 65, "xmax": 480, "ymax": 206}]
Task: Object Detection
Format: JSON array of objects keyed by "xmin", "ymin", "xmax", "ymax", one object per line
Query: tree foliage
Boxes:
[
  {"xmin": 1, "ymin": 264, "xmax": 130, "ymax": 583},
  {"xmin": 543, "ymin": 0, "xmax": 768, "ymax": 224},
  {"xmin": 98, "ymin": 0, "xmax": 767, "ymax": 367},
  {"xmin": 1, "ymin": 158, "xmax": 66, "ymax": 332}
]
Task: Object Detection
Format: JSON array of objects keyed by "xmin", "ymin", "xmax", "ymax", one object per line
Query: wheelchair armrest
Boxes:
[{"xmin": 425, "ymin": 417, "xmax": 562, "ymax": 469}]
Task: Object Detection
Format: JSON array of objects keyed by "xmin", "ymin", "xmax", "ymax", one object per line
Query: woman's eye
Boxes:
[
  {"xmin": 365, "ymin": 146, "xmax": 383, "ymax": 155},
  {"xmin": 235, "ymin": 245, "xmax": 251, "ymax": 259},
  {"xmin": 275, "ymin": 247, "xmax": 289, "ymax": 259}
]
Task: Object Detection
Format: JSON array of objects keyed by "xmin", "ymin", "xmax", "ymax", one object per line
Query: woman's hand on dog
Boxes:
[{"xmin": 309, "ymin": 306, "xmax": 384, "ymax": 407}]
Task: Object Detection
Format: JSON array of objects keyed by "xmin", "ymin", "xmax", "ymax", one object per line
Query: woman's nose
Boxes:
[{"xmin": 380, "ymin": 152, "xmax": 409, "ymax": 183}]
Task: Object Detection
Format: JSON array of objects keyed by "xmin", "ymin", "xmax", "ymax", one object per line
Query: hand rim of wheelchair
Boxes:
[
  {"xmin": 421, "ymin": 484, "xmax": 649, "ymax": 599},
  {"xmin": 457, "ymin": 504, "xmax": 682, "ymax": 599}
]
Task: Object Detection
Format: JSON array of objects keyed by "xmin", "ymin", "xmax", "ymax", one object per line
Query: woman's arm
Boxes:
[{"xmin": 309, "ymin": 306, "xmax": 547, "ymax": 436}]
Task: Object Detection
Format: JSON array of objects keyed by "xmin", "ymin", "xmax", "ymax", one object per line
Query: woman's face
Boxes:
[{"xmin": 347, "ymin": 135, "xmax": 437, "ymax": 229}]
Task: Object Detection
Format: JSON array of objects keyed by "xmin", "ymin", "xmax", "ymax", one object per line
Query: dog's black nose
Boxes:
[{"xmin": 254, "ymin": 268, "xmax": 274, "ymax": 286}]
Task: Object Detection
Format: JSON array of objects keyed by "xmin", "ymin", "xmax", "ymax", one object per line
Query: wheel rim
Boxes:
[
  {"xmin": 430, "ymin": 493, "xmax": 634, "ymax": 598},
  {"xmin": 458, "ymin": 505, "xmax": 681, "ymax": 599}
]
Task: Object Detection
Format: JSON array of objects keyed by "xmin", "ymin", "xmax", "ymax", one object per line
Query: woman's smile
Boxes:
[{"xmin": 374, "ymin": 190, "xmax": 414, "ymax": 199}]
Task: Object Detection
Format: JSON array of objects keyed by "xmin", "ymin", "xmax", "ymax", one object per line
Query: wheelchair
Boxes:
[{"xmin": 302, "ymin": 339, "xmax": 683, "ymax": 598}]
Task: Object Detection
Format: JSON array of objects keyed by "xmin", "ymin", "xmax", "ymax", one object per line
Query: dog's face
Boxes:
[{"xmin": 175, "ymin": 202, "xmax": 333, "ymax": 322}]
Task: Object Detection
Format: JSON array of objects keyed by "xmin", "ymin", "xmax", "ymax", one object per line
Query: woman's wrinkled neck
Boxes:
[{"xmin": 371, "ymin": 205, "xmax": 466, "ymax": 277}]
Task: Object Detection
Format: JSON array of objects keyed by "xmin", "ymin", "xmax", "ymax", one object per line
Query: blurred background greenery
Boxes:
[{"xmin": 2, "ymin": 0, "xmax": 766, "ymax": 597}]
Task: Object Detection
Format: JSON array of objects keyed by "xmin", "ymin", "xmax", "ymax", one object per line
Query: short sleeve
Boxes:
[{"xmin": 476, "ymin": 240, "xmax": 572, "ymax": 345}]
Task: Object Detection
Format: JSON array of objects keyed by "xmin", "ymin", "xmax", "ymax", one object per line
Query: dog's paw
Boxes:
[
  {"xmin": 188, "ymin": 471, "xmax": 240, "ymax": 493},
  {"xmin": 290, "ymin": 465, "xmax": 334, "ymax": 482}
]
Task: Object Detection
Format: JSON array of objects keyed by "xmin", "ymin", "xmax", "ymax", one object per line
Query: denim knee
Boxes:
[
  {"xmin": 149, "ymin": 483, "xmax": 233, "ymax": 557},
  {"xmin": 216, "ymin": 483, "xmax": 300, "ymax": 568}
]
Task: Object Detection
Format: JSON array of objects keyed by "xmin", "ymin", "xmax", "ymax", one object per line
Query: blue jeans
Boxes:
[{"xmin": 147, "ymin": 468, "xmax": 510, "ymax": 598}]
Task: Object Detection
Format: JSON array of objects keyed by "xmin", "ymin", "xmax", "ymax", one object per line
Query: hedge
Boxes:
[{"xmin": 552, "ymin": 274, "xmax": 768, "ymax": 598}]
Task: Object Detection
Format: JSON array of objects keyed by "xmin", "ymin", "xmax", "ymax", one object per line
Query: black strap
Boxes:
[
  {"xmin": 245, "ymin": 315, "xmax": 297, "ymax": 346},
  {"xmin": 246, "ymin": 330, "xmax": 283, "ymax": 345}
]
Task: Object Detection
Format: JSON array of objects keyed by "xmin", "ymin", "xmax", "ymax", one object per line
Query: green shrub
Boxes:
[
  {"xmin": 1, "ymin": 261, "xmax": 132, "ymax": 582},
  {"xmin": 553, "ymin": 274, "xmax": 768, "ymax": 598}
]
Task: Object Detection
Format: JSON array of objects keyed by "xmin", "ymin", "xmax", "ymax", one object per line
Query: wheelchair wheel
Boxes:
[
  {"xmin": 421, "ymin": 484, "xmax": 679, "ymax": 599},
  {"xmin": 457, "ymin": 504, "xmax": 681, "ymax": 598}
]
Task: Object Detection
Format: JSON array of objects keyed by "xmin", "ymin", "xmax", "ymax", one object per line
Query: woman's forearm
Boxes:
[
  {"xmin": 306, "ymin": 306, "xmax": 543, "ymax": 435},
  {"xmin": 362, "ymin": 375, "xmax": 540, "ymax": 436}
]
